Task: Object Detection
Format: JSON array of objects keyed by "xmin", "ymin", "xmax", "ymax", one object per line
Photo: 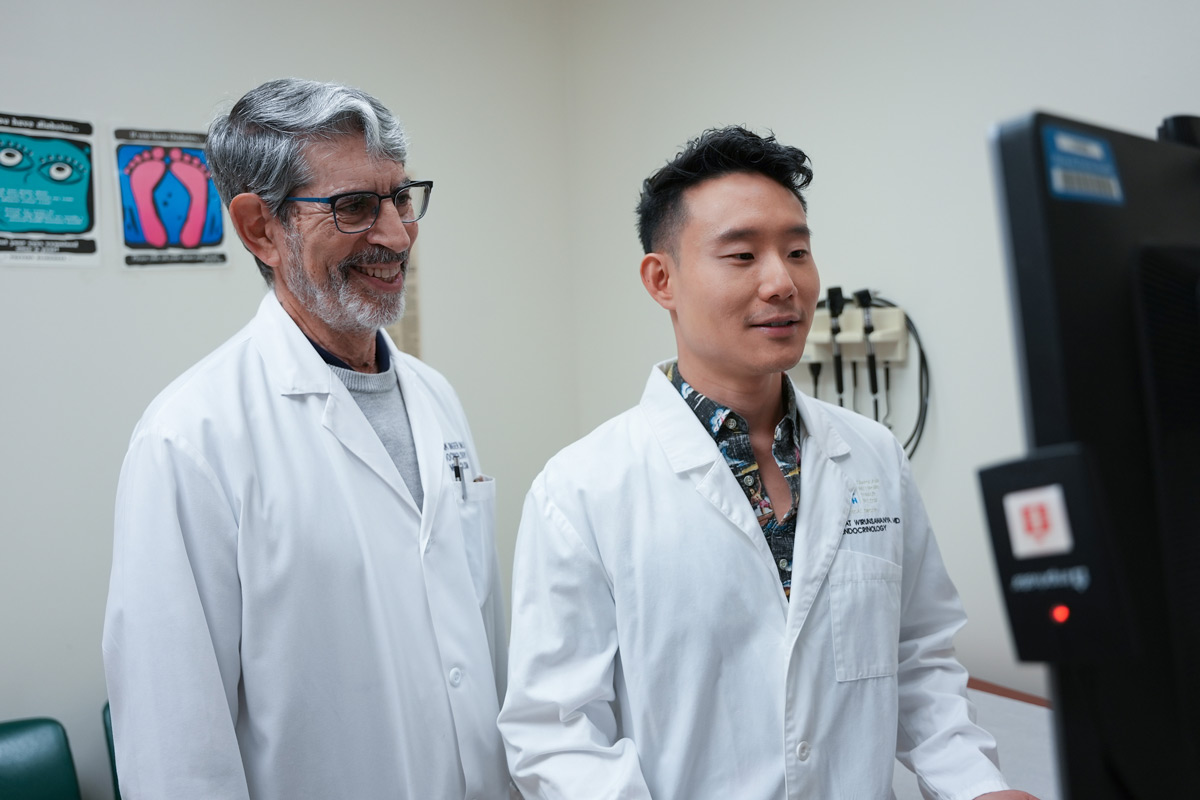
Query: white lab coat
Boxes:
[
  {"xmin": 499, "ymin": 364, "xmax": 1010, "ymax": 800},
  {"xmin": 103, "ymin": 292, "xmax": 510, "ymax": 800}
]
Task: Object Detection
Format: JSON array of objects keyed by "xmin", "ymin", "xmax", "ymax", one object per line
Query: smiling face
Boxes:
[
  {"xmin": 647, "ymin": 171, "xmax": 819, "ymax": 394},
  {"xmin": 273, "ymin": 134, "xmax": 416, "ymax": 342}
]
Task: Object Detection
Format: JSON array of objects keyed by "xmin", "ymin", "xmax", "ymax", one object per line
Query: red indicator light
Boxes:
[{"xmin": 1051, "ymin": 604, "xmax": 1071, "ymax": 624}]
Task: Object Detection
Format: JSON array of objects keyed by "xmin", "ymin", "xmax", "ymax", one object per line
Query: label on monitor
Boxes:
[
  {"xmin": 1043, "ymin": 125, "xmax": 1124, "ymax": 205},
  {"xmin": 1002, "ymin": 483, "xmax": 1075, "ymax": 559}
]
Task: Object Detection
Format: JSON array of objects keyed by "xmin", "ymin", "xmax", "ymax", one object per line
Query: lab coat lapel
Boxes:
[
  {"xmin": 252, "ymin": 292, "xmax": 418, "ymax": 512},
  {"xmin": 641, "ymin": 366, "xmax": 773, "ymax": 548},
  {"xmin": 393, "ymin": 350, "xmax": 446, "ymax": 547},
  {"xmin": 320, "ymin": 389, "xmax": 416, "ymax": 510},
  {"xmin": 693, "ymin": 462, "xmax": 766, "ymax": 548},
  {"xmin": 786, "ymin": 389, "xmax": 856, "ymax": 639}
]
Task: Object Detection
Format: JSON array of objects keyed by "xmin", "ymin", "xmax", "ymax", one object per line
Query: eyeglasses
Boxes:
[{"xmin": 285, "ymin": 180, "xmax": 433, "ymax": 234}]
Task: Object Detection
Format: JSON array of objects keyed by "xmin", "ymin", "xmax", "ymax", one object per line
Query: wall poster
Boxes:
[
  {"xmin": 114, "ymin": 128, "xmax": 227, "ymax": 267},
  {"xmin": 385, "ymin": 264, "xmax": 421, "ymax": 357},
  {"xmin": 0, "ymin": 111, "xmax": 98, "ymax": 265}
]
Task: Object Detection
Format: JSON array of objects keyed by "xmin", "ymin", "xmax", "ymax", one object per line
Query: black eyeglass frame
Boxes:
[{"xmin": 285, "ymin": 180, "xmax": 433, "ymax": 234}]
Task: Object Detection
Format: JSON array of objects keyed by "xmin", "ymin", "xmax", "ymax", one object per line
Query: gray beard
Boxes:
[{"xmin": 283, "ymin": 227, "xmax": 407, "ymax": 333}]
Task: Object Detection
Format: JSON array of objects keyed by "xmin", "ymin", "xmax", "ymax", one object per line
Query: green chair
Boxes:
[
  {"xmin": 102, "ymin": 702, "xmax": 122, "ymax": 800},
  {"xmin": 0, "ymin": 717, "xmax": 82, "ymax": 800}
]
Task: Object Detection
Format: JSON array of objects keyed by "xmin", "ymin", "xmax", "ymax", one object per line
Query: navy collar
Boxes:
[{"xmin": 306, "ymin": 330, "xmax": 391, "ymax": 372}]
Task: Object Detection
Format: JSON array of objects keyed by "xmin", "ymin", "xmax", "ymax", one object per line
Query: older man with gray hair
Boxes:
[{"xmin": 103, "ymin": 78, "xmax": 510, "ymax": 799}]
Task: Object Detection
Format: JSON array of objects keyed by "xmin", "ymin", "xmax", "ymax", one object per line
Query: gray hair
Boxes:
[{"xmin": 205, "ymin": 78, "xmax": 409, "ymax": 283}]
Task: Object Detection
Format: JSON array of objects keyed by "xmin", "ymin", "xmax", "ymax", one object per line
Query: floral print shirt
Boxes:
[{"xmin": 664, "ymin": 361, "xmax": 804, "ymax": 598}]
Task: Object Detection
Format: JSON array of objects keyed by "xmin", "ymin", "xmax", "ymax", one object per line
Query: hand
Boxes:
[{"xmin": 975, "ymin": 792, "xmax": 1040, "ymax": 800}]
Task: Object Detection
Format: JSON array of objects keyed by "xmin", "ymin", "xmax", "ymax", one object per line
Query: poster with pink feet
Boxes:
[
  {"xmin": 0, "ymin": 111, "xmax": 99, "ymax": 266},
  {"xmin": 114, "ymin": 128, "xmax": 226, "ymax": 267}
]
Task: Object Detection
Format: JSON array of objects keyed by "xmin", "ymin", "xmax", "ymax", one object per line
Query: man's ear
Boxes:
[
  {"xmin": 228, "ymin": 193, "xmax": 286, "ymax": 269},
  {"xmin": 640, "ymin": 252, "xmax": 676, "ymax": 311}
]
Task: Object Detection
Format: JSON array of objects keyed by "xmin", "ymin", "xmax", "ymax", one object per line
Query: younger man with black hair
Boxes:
[{"xmin": 499, "ymin": 127, "xmax": 1038, "ymax": 800}]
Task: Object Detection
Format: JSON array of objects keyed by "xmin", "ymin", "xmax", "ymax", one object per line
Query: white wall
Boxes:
[
  {"xmin": 3, "ymin": 0, "xmax": 1198, "ymax": 797},
  {"xmin": 562, "ymin": 0, "xmax": 1200, "ymax": 701},
  {"xmin": 0, "ymin": 2, "xmax": 573, "ymax": 798}
]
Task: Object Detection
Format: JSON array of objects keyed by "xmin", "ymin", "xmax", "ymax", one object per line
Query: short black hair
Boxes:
[{"xmin": 636, "ymin": 126, "xmax": 813, "ymax": 254}]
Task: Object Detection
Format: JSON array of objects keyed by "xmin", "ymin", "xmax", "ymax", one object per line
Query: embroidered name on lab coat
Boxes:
[
  {"xmin": 843, "ymin": 516, "xmax": 901, "ymax": 535},
  {"xmin": 844, "ymin": 478, "xmax": 900, "ymax": 534},
  {"xmin": 444, "ymin": 440, "xmax": 471, "ymax": 471}
]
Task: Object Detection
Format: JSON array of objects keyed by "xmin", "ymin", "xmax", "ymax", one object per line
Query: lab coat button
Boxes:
[
  {"xmin": 796, "ymin": 741, "xmax": 811, "ymax": 761},
  {"xmin": 449, "ymin": 667, "xmax": 463, "ymax": 687}
]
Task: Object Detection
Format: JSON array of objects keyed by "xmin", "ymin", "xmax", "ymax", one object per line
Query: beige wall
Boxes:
[
  {"xmin": 561, "ymin": 0, "xmax": 1199, "ymax": 704},
  {"xmin": 0, "ymin": 3, "xmax": 574, "ymax": 798},
  {"xmin": 2, "ymin": 0, "xmax": 1198, "ymax": 796}
]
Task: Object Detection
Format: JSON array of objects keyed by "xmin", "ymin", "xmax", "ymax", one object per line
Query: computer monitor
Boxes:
[{"xmin": 980, "ymin": 112, "xmax": 1200, "ymax": 798}]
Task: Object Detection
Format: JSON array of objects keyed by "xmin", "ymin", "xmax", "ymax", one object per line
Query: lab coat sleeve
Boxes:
[
  {"xmin": 102, "ymin": 427, "xmax": 250, "ymax": 800},
  {"xmin": 892, "ymin": 441, "xmax": 1010, "ymax": 800},
  {"xmin": 498, "ymin": 476, "xmax": 653, "ymax": 800}
]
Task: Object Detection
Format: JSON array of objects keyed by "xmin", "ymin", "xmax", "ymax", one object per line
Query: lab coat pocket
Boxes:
[
  {"xmin": 457, "ymin": 475, "xmax": 496, "ymax": 606},
  {"xmin": 828, "ymin": 552, "xmax": 902, "ymax": 681}
]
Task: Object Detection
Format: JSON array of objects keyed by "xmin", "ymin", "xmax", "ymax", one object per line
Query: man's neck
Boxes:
[
  {"xmin": 278, "ymin": 293, "xmax": 378, "ymax": 373},
  {"xmin": 675, "ymin": 358, "xmax": 786, "ymax": 436}
]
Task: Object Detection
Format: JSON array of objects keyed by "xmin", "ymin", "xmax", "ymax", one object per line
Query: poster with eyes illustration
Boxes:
[
  {"xmin": 114, "ymin": 128, "xmax": 227, "ymax": 267},
  {"xmin": 0, "ymin": 112, "xmax": 99, "ymax": 265}
]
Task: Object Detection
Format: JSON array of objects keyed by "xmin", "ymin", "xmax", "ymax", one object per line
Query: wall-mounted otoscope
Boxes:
[
  {"xmin": 854, "ymin": 289, "xmax": 881, "ymax": 421},
  {"xmin": 827, "ymin": 287, "xmax": 846, "ymax": 407},
  {"xmin": 796, "ymin": 293, "xmax": 926, "ymax": 456}
]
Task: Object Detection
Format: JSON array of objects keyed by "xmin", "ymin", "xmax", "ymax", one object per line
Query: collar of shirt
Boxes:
[
  {"xmin": 306, "ymin": 330, "xmax": 391, "ymax": 373},
  {"xmin": 662, "ymin": 361, "xmax": 803, "ymax": 451}
]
